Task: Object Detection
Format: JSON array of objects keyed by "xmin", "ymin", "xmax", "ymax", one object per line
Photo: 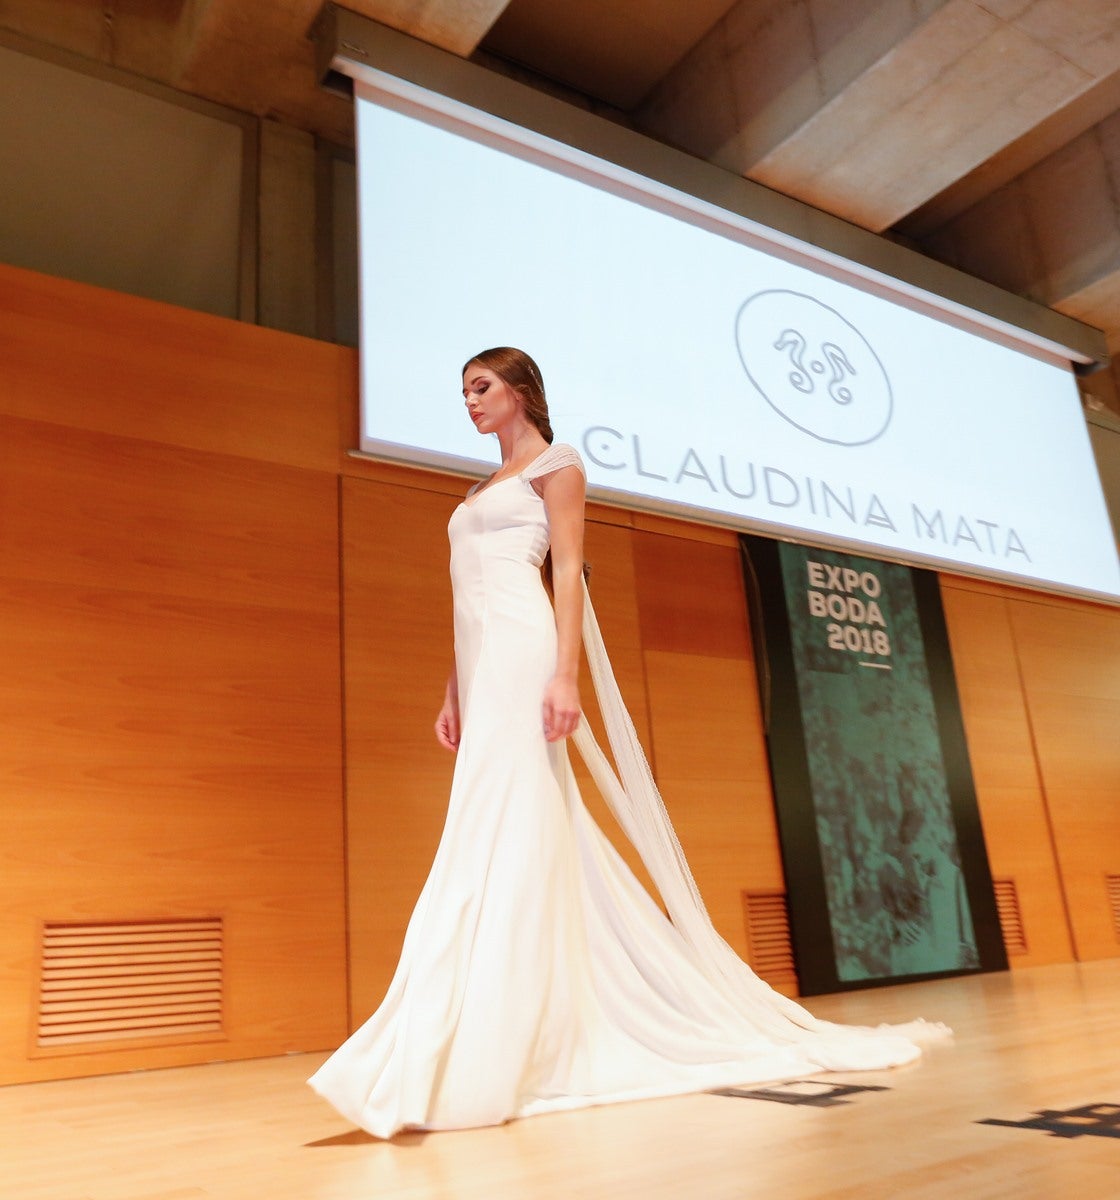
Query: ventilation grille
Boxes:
[
  {"xmin": 1108, "ymin": 875, "xmax": 1120, "ymax": 944},
  {"xmin": 993, "ymin": 879, "xmax": 1027, "ymax": 956},
  {"xmin": 742, "ymin": 891, "xmax": 797, "ymax": 989},
  {"xmin": 37, "ymin": 918, "xmax": 223, "ymax": 1049}
]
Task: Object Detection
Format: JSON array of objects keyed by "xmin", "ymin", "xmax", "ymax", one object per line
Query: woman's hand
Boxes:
[
  {"xmin": 435, "ymin": 695, "xmax": 460, "ymax": 752},
  {"xmin": 543, "ymin": 675, "xmax": 581, "ymax": 743}
]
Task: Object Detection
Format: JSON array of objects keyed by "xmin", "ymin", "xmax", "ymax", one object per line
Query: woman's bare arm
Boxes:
[{"xmin": 540, "ymin": 464, "xmax": 586, "ymax": 742}]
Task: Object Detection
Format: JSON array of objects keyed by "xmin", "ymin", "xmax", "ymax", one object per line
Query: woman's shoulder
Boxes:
[{"xmin": 521, "ymin": 442, "xmax": 585, "ymax": 481}]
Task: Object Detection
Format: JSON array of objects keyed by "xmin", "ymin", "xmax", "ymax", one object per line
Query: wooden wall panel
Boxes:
[
  {"xmin": 2, "ymin": 263, "xmax": 343, "ymax": 472},
  {"xmin": 1009, "ymin": 599, "xmax": 1120, "ymax": 960},
  {"xmin": 633, "ymin": 533, "xmax": 785, "ymax": 969},
  {"xmin": 939, "ymin": 584, "xmax": 1074, "ymax": 965},
  {"xmin": 941, "ymin": 576, "xmax": 1120, "ymax": 965},
  {"xmin": 0, "ymin": 418, "xmax": 348, "ymax": 1081},
  {"xmin": 0, "ymin": 264, "xmax": 348, "ymax": 1084},
  {"xmin": 632, "ymin": 526, "xmax": 749, "ymax": 658},
  {"xmin": 340, "ymin": 476, "xmax": 460, "ymax": 1022}
]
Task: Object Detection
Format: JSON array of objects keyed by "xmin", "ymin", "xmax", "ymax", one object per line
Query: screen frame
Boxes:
[{"xmin": 328, "ymin": 10, "xmax": 1119, "ymax": 607}]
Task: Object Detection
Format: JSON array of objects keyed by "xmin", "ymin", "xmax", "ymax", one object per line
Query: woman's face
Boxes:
[{"xmin": 462, "ymin": 364, "xmax": 522, "ymax": 435}]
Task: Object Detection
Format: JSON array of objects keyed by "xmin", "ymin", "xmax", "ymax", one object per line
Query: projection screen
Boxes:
[{"xmin": 349, "ymin": 74, "xmax": 1120, "ymax": 604}]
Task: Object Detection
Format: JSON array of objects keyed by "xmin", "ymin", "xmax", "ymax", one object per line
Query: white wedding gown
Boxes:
[{"xmin": 308, "ymin": 443, "xmax": 944, "ymax": 1138}]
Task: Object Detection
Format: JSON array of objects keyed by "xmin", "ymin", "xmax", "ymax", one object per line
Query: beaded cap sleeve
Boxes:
[{"xmin": 521, "ymin": 443, "xmax": 585, "ymax": 482}]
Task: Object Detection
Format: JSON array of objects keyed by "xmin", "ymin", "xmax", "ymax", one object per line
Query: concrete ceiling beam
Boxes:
[
  {"xmin": 478, "ymin": 0, "xmax": 742, "ymax": 111},
  {"xmin": 0, "ymin": 0, "xmax": 183, "ymax": 80},
  {"xmin": 170, "ymin": 0, "xmax": 349, "ymax": 137},
  {"xmin": 898, "ymin": 68, "xmax": 1120, "ymax": 238},
  {"xmin": 1, "ymin": 1, "xmax": 513, "ymax": 141},
  {"xmin": 922, "ymin": 107, "xmax": 1120, "ymax": 349},
  {"xmin": 636, "ymin": 0, "xmax": 1120, "ymax": 234},
  {"xmin": 170, "ymin": 0, "xmax": 513, "ymax": 140},
  {"xmin": 346, "ymin": 0, "xmax": 515, "ymax": 58}
]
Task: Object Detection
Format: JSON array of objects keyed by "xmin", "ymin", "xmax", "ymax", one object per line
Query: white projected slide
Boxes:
[{"xmin": 354, "ymin": 85, "xmax": 1120, "ymax": 602}]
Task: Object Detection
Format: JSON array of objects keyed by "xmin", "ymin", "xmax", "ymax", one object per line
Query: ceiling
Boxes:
[{"xmin": 4, "ymin": 0, "xmax": 1120, "ymax": 407}]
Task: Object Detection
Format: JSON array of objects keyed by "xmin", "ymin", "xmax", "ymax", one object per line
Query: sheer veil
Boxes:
[{"xmin": 573, "ymin": 579, "xmax": 949, "ymax": 1066}]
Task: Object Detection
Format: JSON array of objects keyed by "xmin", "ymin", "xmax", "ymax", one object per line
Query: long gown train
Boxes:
[{"xmin": 308, "ymin": 443, "xmax": 947, "ymax": 1137}]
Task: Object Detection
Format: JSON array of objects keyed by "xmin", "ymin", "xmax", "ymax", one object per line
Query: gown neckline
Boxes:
[{"xmin": 459, "ymin": 445, "xmax": 554, "ymax": 509}]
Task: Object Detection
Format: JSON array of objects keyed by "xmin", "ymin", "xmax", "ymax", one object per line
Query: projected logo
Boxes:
[{"xmin": 735, "ymin": 290, "xmax": 893, "ymax": 446}]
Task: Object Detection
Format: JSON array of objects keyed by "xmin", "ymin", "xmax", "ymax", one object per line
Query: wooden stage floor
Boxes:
[{"xmin": 3, "ymin": 960, "xmax": 1117, "ymax": 1200}]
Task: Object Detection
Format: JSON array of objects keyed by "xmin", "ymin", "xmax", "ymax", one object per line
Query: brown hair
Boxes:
[{"xmin": 462, "ymin": 347, "xmax": 554, "ymax": 444}]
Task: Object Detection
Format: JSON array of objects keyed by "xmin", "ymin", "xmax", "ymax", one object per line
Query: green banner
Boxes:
[{"xmin": 777, "ymin": 543, "xmax": 980, "ymax": 983}]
